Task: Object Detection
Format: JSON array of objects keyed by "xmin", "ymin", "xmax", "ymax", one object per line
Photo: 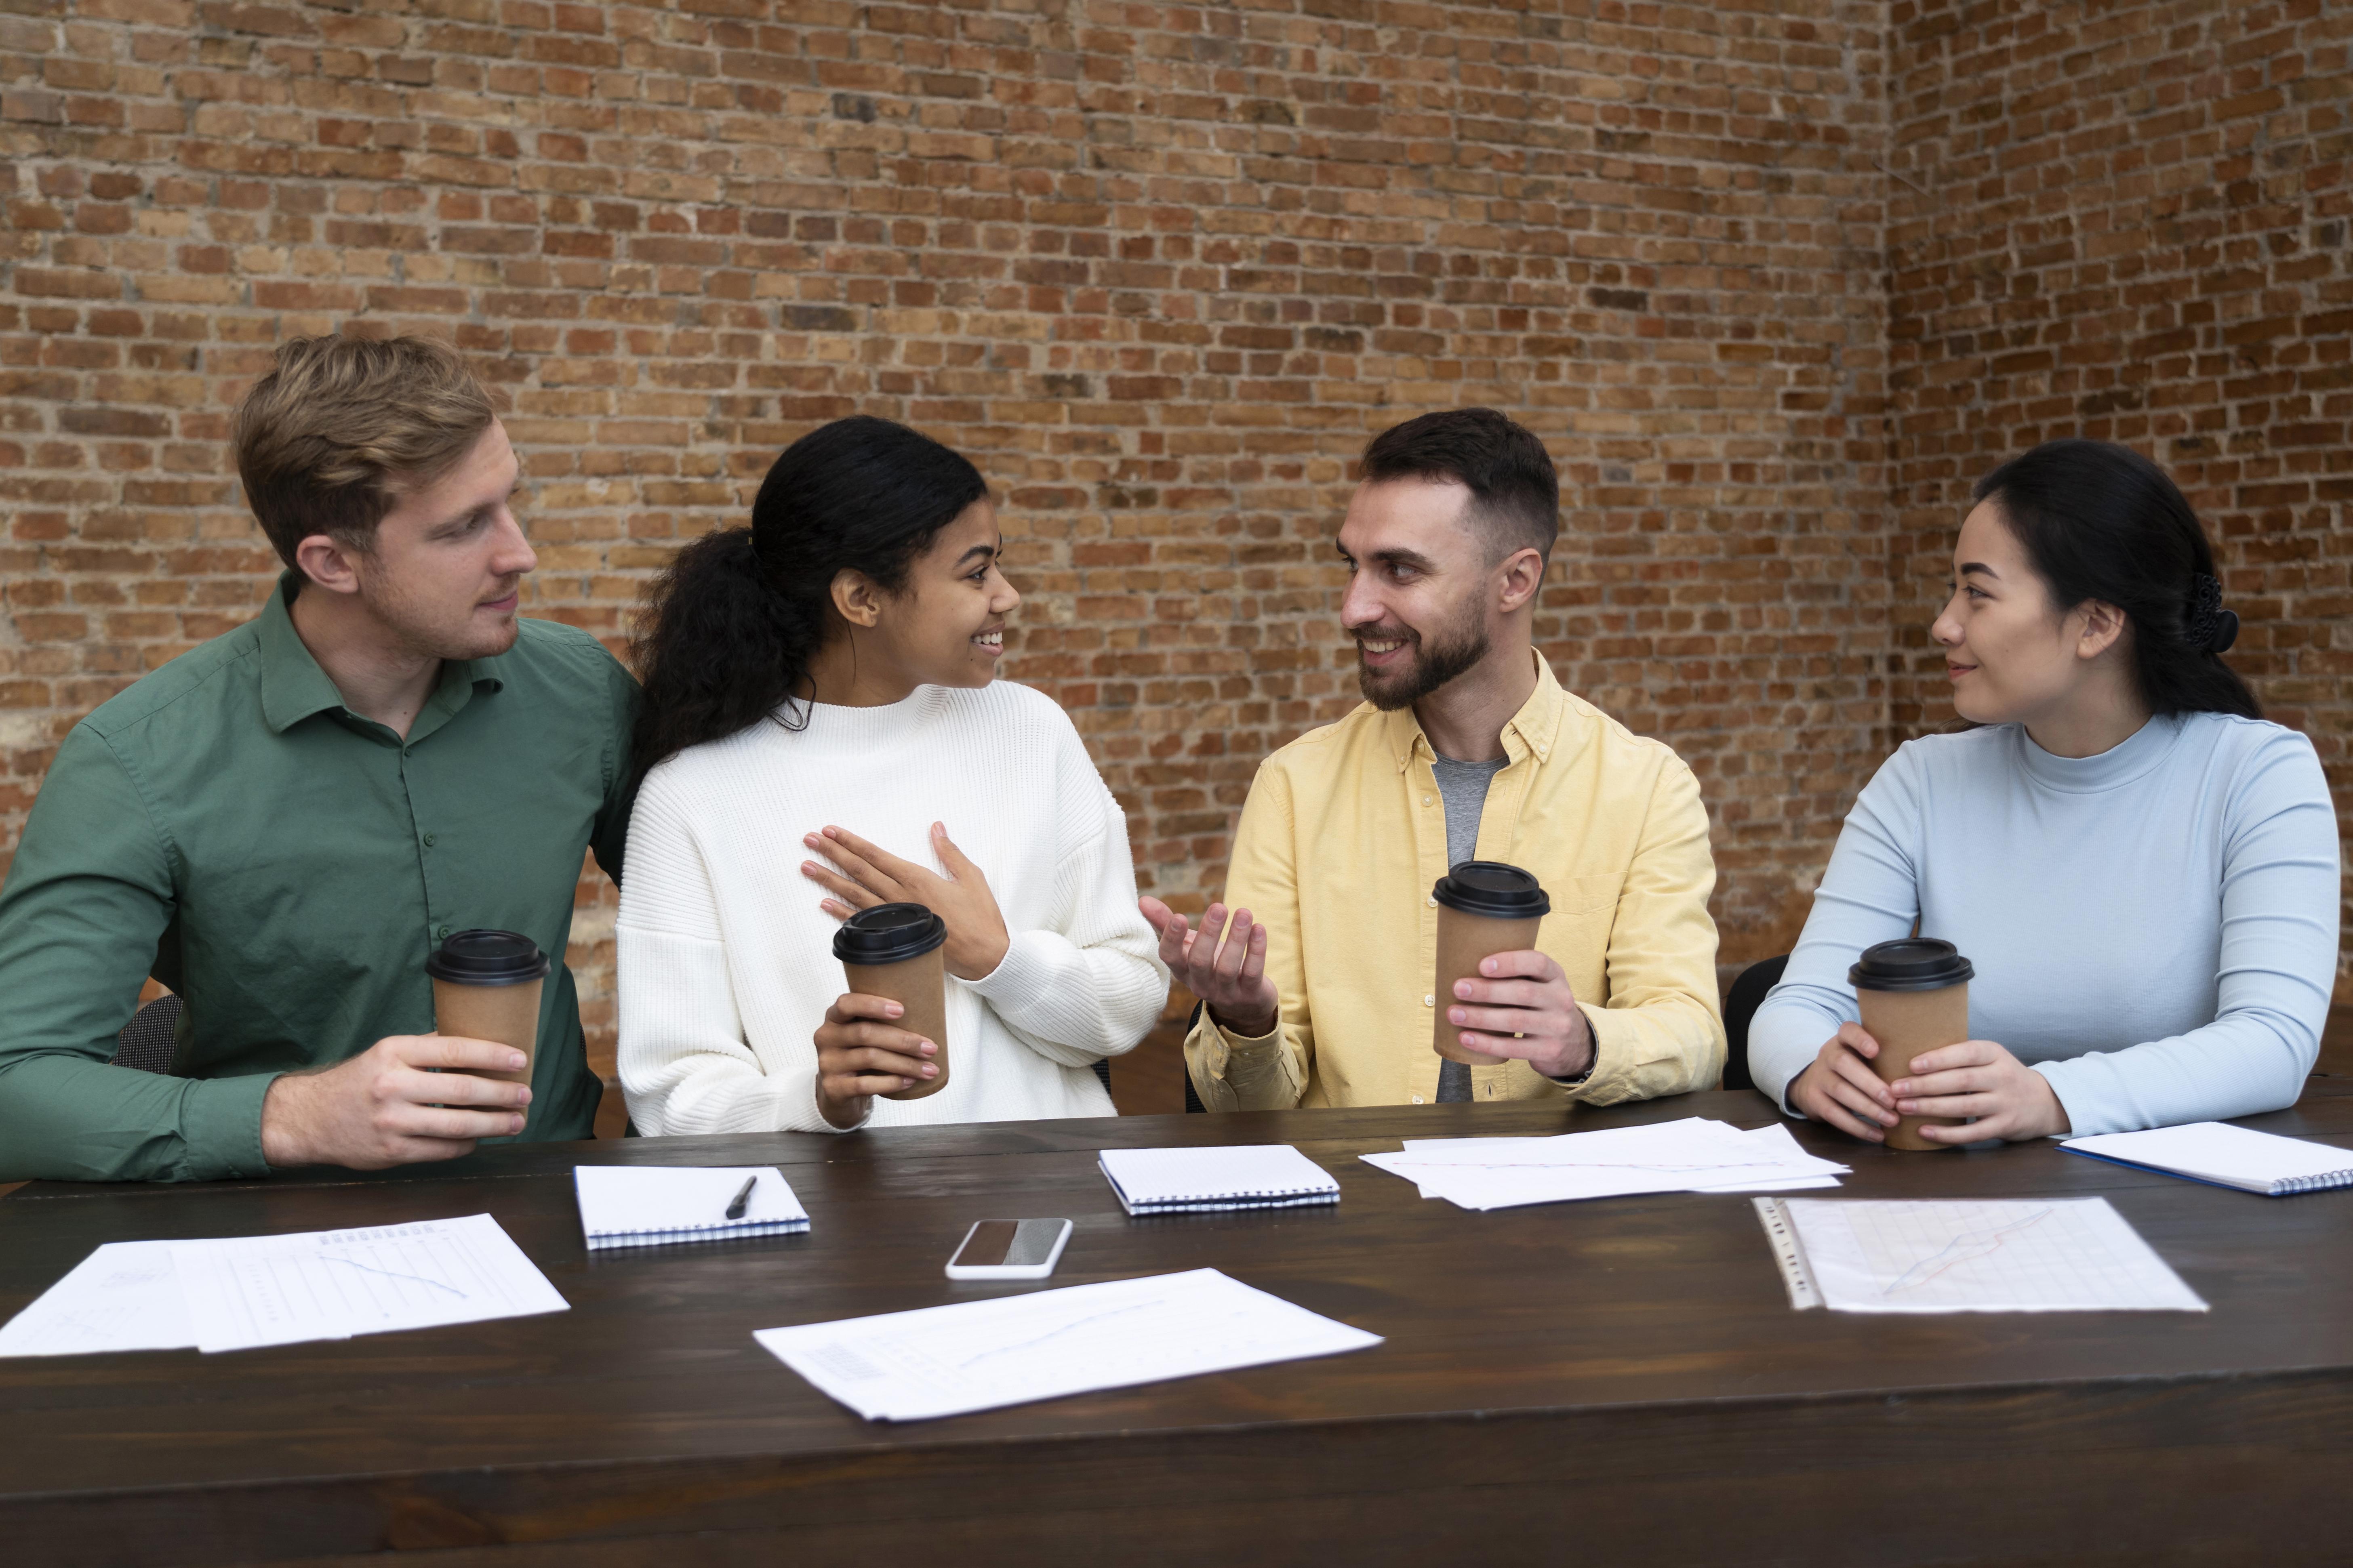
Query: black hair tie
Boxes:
[{"xmin": 2184, "ymin": 572, "xmax": 2238, "ymax": 654}]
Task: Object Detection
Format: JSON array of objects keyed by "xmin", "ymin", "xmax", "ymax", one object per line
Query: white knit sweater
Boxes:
[{"xmin": 616, "ymin": 681, "xmax": 1168, "ymax": 1136}]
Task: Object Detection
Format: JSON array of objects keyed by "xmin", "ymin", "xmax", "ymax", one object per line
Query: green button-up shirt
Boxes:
[{"xmin": 0, "ymin": 575, "xmax": 638, "ymax": 1182}]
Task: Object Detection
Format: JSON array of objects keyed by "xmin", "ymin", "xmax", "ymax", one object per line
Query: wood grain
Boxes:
[{"xmin": 8, "ymin": 1086, "xmax": 2353, "ymax": 1564}]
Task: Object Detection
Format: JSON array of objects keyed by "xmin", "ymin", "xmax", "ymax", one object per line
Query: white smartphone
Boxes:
[{"xmin": 945, "ymin": 1218, "xmax": 1073, "ymax": 1280}]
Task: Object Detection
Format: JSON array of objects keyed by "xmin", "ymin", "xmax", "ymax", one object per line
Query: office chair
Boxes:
[
  {"xmin": 1720, "ymin": 954, "xmax": 1788, "ymax": 1095},
  {"xmin": 111, "ymin": 992, "xmax": 181, "ymax": 1076}
]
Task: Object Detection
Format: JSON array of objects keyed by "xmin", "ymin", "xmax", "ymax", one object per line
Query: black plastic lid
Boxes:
[
  {"xmin": 1848, "ymin": 937, "xmax": 1974, "ymax": 992},
  {"xmin": 1431, "ymin": 861, "xmax": 1551, "ymax": 920},
  {"xmin": 833, "ymin": 902, "xmax": 948, "ymax": 965},
  {"xmin": 425, "ymin": 928, "xmax": 551, "ymax": 987}
]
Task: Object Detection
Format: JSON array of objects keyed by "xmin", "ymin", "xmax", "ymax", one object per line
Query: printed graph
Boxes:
[{"xmin": 1784, "ymin": 1198, "xmax": 2208, "ymax": 1314}]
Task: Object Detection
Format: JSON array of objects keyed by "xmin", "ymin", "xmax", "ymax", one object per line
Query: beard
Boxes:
[
  {"xmin": 354, "ymin": 560, "xmax": 523, "ymax": 663},
  {"xmin": 1354, "ymin": 599, "xmax": 1490, "ymax": 711}
]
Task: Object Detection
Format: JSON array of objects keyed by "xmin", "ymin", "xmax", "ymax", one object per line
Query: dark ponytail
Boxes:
[
  {"xmin": 1972, "ymin": 439, "xmax": 2261, "ymax": 721},
  {"xmin": 632, "ymin": 415, "xmax": 989, "ymax": 776}
]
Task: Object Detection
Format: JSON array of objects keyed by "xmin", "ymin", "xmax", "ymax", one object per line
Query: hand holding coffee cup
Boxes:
[
  {"xmin": 258, "ymin": 1031, "xmax": 532, "ymax": 1171},
  {"xmin": 1432, "ymin": 863, "xmax": 1593, "ymax": 1080},
  {"xmin": 819, "ymin": 903, "xmax": 951, "ymax": 1129}
]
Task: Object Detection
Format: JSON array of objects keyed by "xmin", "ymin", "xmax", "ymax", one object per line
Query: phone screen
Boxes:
[{"xmin": 951, "ymin": 1219, "xmax": 1067, "ymax": 1269}]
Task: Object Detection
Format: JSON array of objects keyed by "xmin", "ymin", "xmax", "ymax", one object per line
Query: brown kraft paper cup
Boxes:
[
  {"xmin": 834, "ymin": 902, "xmax": 951, "ymax": 1102},
  {"xmin": 425, "ymin": 929, "xmax": 551, "ymax": 1091},
  {"xmin": 1431, "ymin": 862, "xmax": 1552, "ymax": 1069},
  {"xmin": 1849, "ymin": 937, "xmax": 1976, "ymax": 1152}
]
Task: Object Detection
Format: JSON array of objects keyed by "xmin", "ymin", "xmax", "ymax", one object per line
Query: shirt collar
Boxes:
[
  {"xmin": 257, "ymin": 572, "xmax": 506, "ymax": 739},
  {"xmin": 1382, "ymin": 648, "xmax": 1568, "ymax": 773}
]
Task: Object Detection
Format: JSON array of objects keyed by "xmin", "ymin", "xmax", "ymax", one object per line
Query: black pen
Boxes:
[{"xmin": 725, "ymin": 1175, "xmax": 757, "ymax": 1221}]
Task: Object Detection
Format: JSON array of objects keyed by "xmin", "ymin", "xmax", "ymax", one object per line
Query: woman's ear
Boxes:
[
  {"xmin": 830, "ymin": 568, "xmax": 883, "ymax": 629},
  {"xmin": 2075, "ymin": 599, "xmax": 2129, "ymax": 661}
]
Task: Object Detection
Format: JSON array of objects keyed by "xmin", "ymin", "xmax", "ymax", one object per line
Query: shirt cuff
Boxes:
[
  {"xmin": 192, "ymin": 1072, "xmax": 282, "ymax": 1181},
  {"xmin": 961, "ymin": 929, "xmax": 1050, "ymax": 1011}
]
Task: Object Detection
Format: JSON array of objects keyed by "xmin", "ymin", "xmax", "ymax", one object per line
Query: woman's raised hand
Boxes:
[{"xmin": 802, "ymin": 823, "xmax": 1011, "ymax": 981}]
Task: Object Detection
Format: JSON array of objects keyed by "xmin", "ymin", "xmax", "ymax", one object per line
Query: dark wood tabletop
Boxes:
[{"xmin": 8, "ymin": 1084, "xmax": 2353, "ymax": 1566}]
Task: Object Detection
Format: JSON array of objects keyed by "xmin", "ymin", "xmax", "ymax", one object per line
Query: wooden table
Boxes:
[{"xmin": 7, "ymin": 1086, "xmax": 2353, "ymax": 1566}]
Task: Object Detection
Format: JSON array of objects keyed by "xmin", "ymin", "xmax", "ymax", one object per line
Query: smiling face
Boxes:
[
  {"xmin": 1932, "ymin": 500, "xmax": 2126, "ymax": 727},
  {"xmin": 1335, "ymin": 477, "xmax": 1507, "ymax": 710},
  {"xmin": 336, "ymin": 419, "xmax": 537, "ymax": 661},
  {"xmin": 863, "ymin": 498, "xmax": 1020, "ymax": 690}
]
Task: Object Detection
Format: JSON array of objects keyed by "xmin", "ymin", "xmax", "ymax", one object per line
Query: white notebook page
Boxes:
[
  {"xmin": 2064, "ymin": 1122, "xmax": 2353, "ymax": 1192},
  {"xmin": 1098, "ymin": 1144, "xmax": 1338, "ymax": 1207},
  {"xmin": 574, "ymin": 1165, "xmax": 808, "ymax": 1242}
]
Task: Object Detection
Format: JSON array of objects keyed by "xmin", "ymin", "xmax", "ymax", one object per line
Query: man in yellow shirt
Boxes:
[{"xmin": 1142, "ymin": 409, "xmax": 1724, "ymax": 1110}]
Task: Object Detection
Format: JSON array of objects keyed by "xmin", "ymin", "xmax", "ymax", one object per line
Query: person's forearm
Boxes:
[{"xmin": 0, "ymin": 1054, "xmax": 276, "ymax": 1183}]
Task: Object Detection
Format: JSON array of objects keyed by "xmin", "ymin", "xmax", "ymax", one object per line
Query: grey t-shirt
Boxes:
[{"xmin": 1429, "ymin": 751, "xmax": 1507, "ymax": 1103}]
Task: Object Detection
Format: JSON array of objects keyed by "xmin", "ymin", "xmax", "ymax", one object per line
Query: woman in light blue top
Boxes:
[{"xmin": 1751, "ymin": 440, "xmax": 2340, "ymax": 1145}]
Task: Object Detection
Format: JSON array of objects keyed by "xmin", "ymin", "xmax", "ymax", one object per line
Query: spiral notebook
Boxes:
[
  {"xmin": 1098, "ymin": 1144, "xmax": 1341, "ymax": 1215},
  {"xmin": 574, "ymin": 1166, "xmax": 810, "ymax": 1249},
  {"xmin": 2062, "ymin": 1123, "xmax": 2353, "ymax": 1196}
]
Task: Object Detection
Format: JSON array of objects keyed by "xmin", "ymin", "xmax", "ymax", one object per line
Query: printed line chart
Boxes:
[{"xmin": 1783, "ymin": 1198, "xmax": 2209, "ymax": 1314}]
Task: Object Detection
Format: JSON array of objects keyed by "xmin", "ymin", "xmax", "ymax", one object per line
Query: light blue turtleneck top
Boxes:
[{"xmin": 1749, "ymin": 713, "xmax": 2340, "ymax": 1137}]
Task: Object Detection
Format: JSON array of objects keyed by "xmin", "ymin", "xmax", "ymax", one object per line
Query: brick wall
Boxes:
[
  {"xmin": 4, "ymin": 0, "xmax": 2340, "ymax": 1109},
  {"xmin": 1, "ymin": 0, "xmax": 1895, "ymax": 1095},
  {"xmin": 1886, "ymin": 0, "xmax": 2353, "ymax": 995}
]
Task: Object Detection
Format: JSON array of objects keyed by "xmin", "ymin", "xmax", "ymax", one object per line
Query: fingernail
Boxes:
[
  {"xmin": 1449, "ymin": 1009, "xmax": 1466, "ymax": 1024},
  {"xmin": 922, "ymin": 1064, "xmax": 937, "ymax": 1076},
  {"xmin": 1481, "ymin": 959, "xmax": 1496, "ymax": 975},
  {"xmin": 508, "ymin": 1053, "xmax": 526, "ymax": 1070},
  {"xmin": 902, "ymin": 1078, "xmax": 915, "ymax": 1089},
  {"xmin": 920, "ymin": 1040, "xmax": 936, "ymax": 1054},
  {"xmin": 1454, "ymin": 980, "xmax": 1471, "ymax": 998},
  {"xmin": 886, "ymin": 1002, "xmax": 903, "ymax": 1017}
]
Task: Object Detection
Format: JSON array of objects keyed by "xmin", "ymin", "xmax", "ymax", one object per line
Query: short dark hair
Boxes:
[
  {"xmin": 1972, "ymin": 439, "xmax": 2259, "ymax": 721},
  {"xmin": 1358, "ymin": 408, "xmax": 1560, "ymax": 561}
]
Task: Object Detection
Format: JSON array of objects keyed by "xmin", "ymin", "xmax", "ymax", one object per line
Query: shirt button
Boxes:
[
  {"xmin": 1426, "ymin": 895, "xmax": 1437, "ymax": 907},
  {"xmin": 436, "ymin": 924, "xmax": 452, "ymax": 940},
  {"xmin": 1422, "ymin": 795, "xmax": 1433, "ymax": 806},
  {"xmin": 422, "ymin": 833, "xmax": 437, "ymax": 847},
  {"xmin": 1411, "ymin": 1095, "xmax": 1425, "ymax": 1104},
  {"xmin": 1423, "ymin": 993, "xmax": 1435, "ymax": 1007}
]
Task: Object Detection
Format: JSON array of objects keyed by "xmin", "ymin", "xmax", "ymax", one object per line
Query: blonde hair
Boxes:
[{"xmin": 232, "ymin": 336, "xmax": 497, "ymax": 569}]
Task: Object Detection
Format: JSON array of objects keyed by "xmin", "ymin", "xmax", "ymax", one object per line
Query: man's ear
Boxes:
[
  {"xmin": 830, "ymin": 568, "xmax": 884, "ymax": 629},
  {"xmin": 292, "ymin": 534, "xmax": 364, "ymax": 597},
  {"xmin": 1495, "ymin": 545, "xmax": 1546, "ymax": 616},
  {"xmin": 2076, "ymin": 599, "xmax": 2129, "ymax": 661}
]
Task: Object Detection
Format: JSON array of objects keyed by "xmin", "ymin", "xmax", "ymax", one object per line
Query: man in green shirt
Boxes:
[{"xmin": 0, "ymin": 336, "xmax": 638, "ymax": 1182}]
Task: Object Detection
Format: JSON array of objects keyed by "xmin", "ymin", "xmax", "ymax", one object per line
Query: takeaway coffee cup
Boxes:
[
  {"xmin": 426, "ymin": 928, "xmax": 551, "ymax": 1089},
  {"xmin": 834, "ymin": 902, "xmax": 951, "ymax": 1101},
  {"xmin": 1849, "ymin": 937, "xmax": 1976, "ymax": 1152},
  {"xmin": 1431, "ymin": 861, "xmax": 1552, "ymax": 1068}
]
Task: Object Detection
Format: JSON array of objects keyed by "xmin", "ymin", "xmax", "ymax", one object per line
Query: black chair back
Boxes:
[
  {"xmin": 1721, "ymin": 954, "xmax": 1788, "ymax": 1094},
  {"xmin": 1092, "ymin": 1057, "xmax": 1111, "ymax": 1096},
  {"xmin": 112, "ymin": 992, "xmax": 181, "ymax": 1076}
]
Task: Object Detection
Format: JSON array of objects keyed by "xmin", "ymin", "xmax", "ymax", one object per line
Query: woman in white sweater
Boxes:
[{"xmin": 617, "ymin": 416, "xmax": 1168, "ymax": 1135}]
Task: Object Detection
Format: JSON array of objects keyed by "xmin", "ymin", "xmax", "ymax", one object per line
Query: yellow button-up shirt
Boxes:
[{"xmin": 1186, "ymin": 654, "xmax": 1724, "ymax": 1110}]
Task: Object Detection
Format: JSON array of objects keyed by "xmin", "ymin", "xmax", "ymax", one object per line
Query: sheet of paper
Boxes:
[
  {"xmin": 1364, "ymin": 1119, "xmax": 1847, "ymax": 1210},
  {"xmin": 2064, "ymin": 1122, "xmax": 2353, "ymax": 1194},
  {"xmin": 173, "ymin": 1214, "xmax": 569, "ymax": 1353},
  {"xmin": 574, "ymin": 1165, "xmax": 809, "ymax": 1246},
  {"xmin": 1098, "ymin": 1144, "xmax": 1339, "ymax": 1213},
  {"xmin": 0, "ymin": 1241, "xmax": 195, "ymax": 1358},
  {"xmin": 1784, "ymin": 1198, "xmax": 2208, "ymax": 1314},
  {"xmin": 754, "ymin": 1267, "xmax": 1381, "ymax": 1421}
]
